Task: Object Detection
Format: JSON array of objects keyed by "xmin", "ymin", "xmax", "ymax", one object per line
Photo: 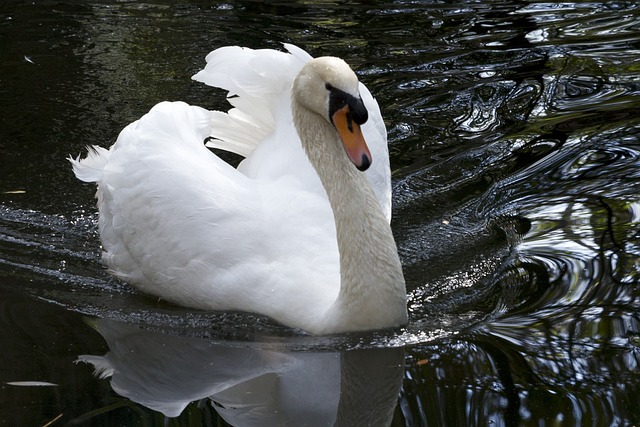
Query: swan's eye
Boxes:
[{"xmin": 325, "ymin": 82, "xmax": 333, "ymax": 91}]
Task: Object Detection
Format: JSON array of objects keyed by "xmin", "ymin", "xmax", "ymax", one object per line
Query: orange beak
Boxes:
[{"xmin": 332, "ymin": 105, "xmax": 372, "ymax": 171}]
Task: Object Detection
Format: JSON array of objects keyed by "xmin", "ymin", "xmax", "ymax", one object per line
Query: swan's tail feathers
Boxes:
[
  {"xmin": 192, "ymin": 44, "xmax": 312, "ymax": 158},
  {"xmin": 68, "ymin": 145, "xmax": 110, "ymax": 183}
]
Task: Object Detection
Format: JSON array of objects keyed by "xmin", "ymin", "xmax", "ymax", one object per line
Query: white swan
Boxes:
[{"xmin": 70, "ymin": 44, "xmax": 407, "ymax": 335}]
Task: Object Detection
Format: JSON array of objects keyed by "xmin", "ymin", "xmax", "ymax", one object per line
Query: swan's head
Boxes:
[{"xmin": 292, "ymin": 57, "xmax": 372, "ymax": 171}]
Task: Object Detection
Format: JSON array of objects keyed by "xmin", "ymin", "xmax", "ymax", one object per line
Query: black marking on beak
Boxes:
[{"xmin": 328, "ymin": 86, "xmax": 368, "ymax": 128}]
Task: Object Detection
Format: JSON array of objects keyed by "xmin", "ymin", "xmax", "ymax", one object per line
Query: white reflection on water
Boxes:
[{"xmin": 78, "ymin": 318, "xmax": 404, "ymax": 425}]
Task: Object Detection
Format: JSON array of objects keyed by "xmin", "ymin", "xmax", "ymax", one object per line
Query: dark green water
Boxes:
[{"xmin": 1, "ymin": 1, "xmax": 639, "ymax": 426}]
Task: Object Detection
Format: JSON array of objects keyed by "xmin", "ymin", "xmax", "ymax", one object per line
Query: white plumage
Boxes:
[{"xmin": 70, "ymin": 44, "xmax": 406, "ymax": 334}]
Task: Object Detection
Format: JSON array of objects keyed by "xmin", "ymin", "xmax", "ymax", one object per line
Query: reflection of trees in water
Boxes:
[{"xmin": 398, "ymin": 181, "xmax": 640, "ymax": 426}]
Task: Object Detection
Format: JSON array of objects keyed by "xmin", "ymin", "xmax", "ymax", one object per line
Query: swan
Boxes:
[{"xmin": 70, "ymin": 44, "xmax": 407, "ymax": 335}]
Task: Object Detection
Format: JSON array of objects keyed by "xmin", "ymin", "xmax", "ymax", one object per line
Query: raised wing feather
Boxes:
[{"xmin": 192, "ymin": 44, "xmax": 391, "ymax": 220}]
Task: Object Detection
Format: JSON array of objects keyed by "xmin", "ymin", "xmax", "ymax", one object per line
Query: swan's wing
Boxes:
[
  {"xmin": 192, "ymin": 44, "xmax": 392, "ymax": 221},
  {"xmin": 191, "ymin": 45, "xmax": 310, "ymax": 158},
  {"xmin": 71, "ymin": 102, "xmax": 339, "ymax": 323},
  {"xmin": 359, "ymin": 82, "xmax": 392, "ymax": 220}
]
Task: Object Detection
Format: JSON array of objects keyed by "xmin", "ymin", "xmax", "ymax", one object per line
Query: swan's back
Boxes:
[{"xmin": 74, "ymin": 101, "xmax": 341, "ymax": 327}]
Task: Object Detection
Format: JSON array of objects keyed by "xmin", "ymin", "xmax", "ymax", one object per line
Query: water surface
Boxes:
[{"xmin": 1, "ymin": 1, "xmax": 639, "ymax": 426}]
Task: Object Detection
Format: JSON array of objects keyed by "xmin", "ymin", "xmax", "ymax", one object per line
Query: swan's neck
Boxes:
[{"xmin": 293, "ymin": 105, "xmax": 407, "ymax": 333}]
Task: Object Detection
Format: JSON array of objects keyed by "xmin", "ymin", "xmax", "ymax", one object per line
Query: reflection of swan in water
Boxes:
[{"xmin": 78, "ymin": 319, "xmax": 405, "ymax": 425}]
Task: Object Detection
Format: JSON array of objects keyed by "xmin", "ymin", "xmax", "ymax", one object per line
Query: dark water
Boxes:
[{"xmin": 1, "ymin": 1, "xmax": 639, "ymax": 426}]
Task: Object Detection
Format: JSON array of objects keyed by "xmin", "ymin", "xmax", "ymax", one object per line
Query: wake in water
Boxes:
[{"xmin": 0, "ymin": 200, "xmax": 519, "ymax": 347}]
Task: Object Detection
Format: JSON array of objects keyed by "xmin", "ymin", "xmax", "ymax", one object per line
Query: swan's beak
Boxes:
[{"xmin": 332, "ymin": 105, "xmax": 372, "ymax": 171}]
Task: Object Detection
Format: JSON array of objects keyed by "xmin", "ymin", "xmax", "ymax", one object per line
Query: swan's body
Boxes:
[{"xmin": 71, "ymin": 44, "xmax": 406, "ymax": 334}]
